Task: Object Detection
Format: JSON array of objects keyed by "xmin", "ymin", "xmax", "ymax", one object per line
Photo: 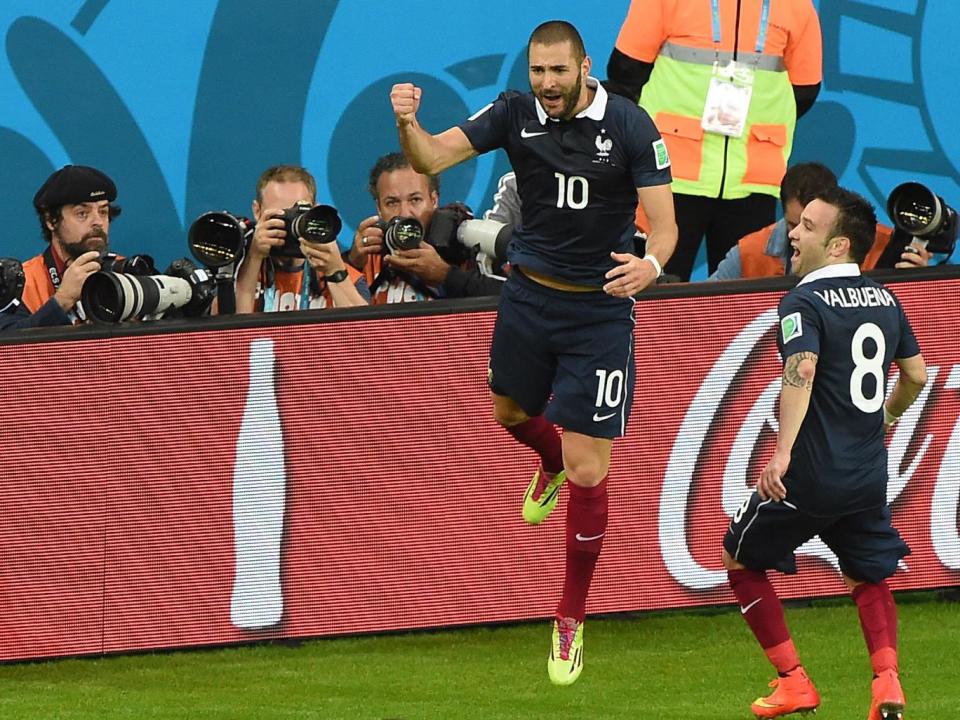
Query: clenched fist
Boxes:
[{"xmin": 390, "ymin": 83, "xmax": 422, "ymax": 126}]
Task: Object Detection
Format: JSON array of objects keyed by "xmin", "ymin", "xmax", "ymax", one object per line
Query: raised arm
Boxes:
[{"xmin": 391, "ymin": 83, "xmax": 478, "ymax": 175}]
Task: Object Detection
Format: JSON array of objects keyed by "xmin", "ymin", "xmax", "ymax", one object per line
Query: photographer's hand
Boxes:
[
  {"xmin": 385, "ymin": 244, "xmax": 451, "ymax": 286},
  {"xmin": 603, "ymin": 251, "xmax": 658, "ymax": 297},
  {"xmin": 54, "ymin": 250, "xmax": 101, "ymax": 311},
  {"xmin": 300, "ymin": 240, "xmax": 343, "ymax": 276},
  {"xmin": 895, "ymin": 242, "xmax": 932, "ymax": 269},
  {"xmin": 251, "ymin": 209, "xmax": 286, "ymax": 258},
  {"xmin": 347, "ymin": 215, "xmax": 384, "ymax": 269},
  {"xmin": 300, "ymin": 240, "xmax": 368, "ymax": 308}
]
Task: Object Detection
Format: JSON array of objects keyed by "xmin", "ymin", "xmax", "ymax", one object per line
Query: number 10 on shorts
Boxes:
[{"xmin": 595, "ymin": 368, "xmax": 624, "ymax": 409}]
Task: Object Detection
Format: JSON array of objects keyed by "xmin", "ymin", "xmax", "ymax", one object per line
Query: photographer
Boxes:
[
  {"xmin": 21, "ymin": 165, "xmax": 116, "ymax": 321},
  {"xmin": 345, "ymin": 152, "xmax": 505, "ymax": 303},
  {"xmin": 235, "ymin": 165, "xmax": 370, "ymax": 313},
  {"xmin": 708, "ymin": 163, "xmax": 932, "ymax": 282}
]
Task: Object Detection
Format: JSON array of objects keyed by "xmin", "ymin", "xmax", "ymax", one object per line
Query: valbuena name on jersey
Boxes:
[{"xmin": 812, "ymin": 286, "xmax": 895, "ymax": 309}]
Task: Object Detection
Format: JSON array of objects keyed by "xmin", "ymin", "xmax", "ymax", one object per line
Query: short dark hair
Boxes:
[
  {"xmin": 813, "ymin": 186, "xmax": 877, "ymax": 265},
  {"xmin": 367, "ymin": 152, "xmax": 439, "ymax": 201},
  {"xmin": 528, "ymin": 20, "xmax": 586, "ymax": 65},
  {"xmin": 779, "ymin": 162, "xmax": 837, "ymax": 208},
  {"xmin": 255, "ymin": 165, "xmax": 317, "ymax": 205}
]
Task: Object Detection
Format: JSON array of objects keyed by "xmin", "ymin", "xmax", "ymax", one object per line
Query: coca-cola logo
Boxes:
[{"xmin": 659, "ymin": 308, "xmax": 960, "ymax": 591}]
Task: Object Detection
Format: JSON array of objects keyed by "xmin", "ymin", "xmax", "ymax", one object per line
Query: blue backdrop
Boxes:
[{"xmin": 2, "ymin": 0, "xmax": 958, "ymax": 276}]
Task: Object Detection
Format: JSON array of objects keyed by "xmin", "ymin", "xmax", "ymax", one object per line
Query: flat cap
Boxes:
[{"xmin": 33, "ymin": 165, "xmax": 117, "ymax": 211}]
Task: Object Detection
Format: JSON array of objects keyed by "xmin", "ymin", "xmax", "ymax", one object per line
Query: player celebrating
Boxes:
[
  {"xmin": 390, "ymin": 20, "xmax": 676, "ymax": 685},
  {"xmin": 722, "ymin": 187, "xmax": 927, "ymax": 719}
]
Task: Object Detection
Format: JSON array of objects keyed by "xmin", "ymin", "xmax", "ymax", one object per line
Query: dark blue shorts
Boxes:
[
  {"xmin": 488, "ymin": 269, "xmax": 635, "ymax": 439},
  {"xmin": 722, "ymin": 492, "xmax": 910, "ymax": 584}
]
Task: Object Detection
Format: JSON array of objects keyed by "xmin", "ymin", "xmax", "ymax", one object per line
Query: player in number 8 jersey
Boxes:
[
  {"xmin": 722, "ymin": 187, "xmax": 927, "ymax": 719},
  {"xmin": 390, "ymin": 20, "xmax": 677, "ymax": 685}
]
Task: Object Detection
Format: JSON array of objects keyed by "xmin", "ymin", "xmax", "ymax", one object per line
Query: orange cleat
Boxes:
[
  {"xmin": 868, "ymin": 668, "xmax": 905, "ymax": 720},
  {"xmin": 751, "ymin": 666, "xmax": 821, "ymax": 718}
]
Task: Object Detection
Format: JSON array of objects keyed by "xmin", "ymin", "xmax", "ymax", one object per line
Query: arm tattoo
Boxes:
[{"xmin": 783, "ymin": 351, "xmax": 818, "ymax": 389}]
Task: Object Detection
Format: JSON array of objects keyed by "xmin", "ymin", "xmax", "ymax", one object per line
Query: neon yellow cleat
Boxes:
[
  {"xmin": 547, "ymin": 616, "xmax": 583, "ymax": 686},
  {"xmin": 522, "ymin": 467, "xmax": 566, "ymax": 525}
]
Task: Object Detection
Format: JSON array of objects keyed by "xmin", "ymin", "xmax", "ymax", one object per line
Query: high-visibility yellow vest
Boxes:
[
  {"xmin": 640, "ymin": 49, "xmax": 795, "ymax": 199},
  {"xmin": 615, "ymin": 0, "xmax": 822, "ymax": 200}
]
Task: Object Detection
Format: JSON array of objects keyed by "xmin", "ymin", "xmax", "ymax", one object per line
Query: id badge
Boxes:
[{"xmin": 701, "ymin": 61, "xmax": 754, "ymax": 138}]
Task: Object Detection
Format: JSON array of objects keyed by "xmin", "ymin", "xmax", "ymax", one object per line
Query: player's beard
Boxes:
[
  {"xmin": 538, "ymin": 72, "xmax": 583, "ymax": 120},
  {"xmin": 61, "ymin": 229, "xmax": 108, "ymax": 260}
]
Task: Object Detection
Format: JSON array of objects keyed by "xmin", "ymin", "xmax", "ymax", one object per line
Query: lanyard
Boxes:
[
  {"xmin": 261, "ymin": 265, "xmax": 315, "ymax": 311},
  {"xmin": 298, "ymin": 267, "xmax": 311, "ymax": 310},
  {"xmin": 711, "ymin": 0, "xmax": 771, "ymax": 54}
]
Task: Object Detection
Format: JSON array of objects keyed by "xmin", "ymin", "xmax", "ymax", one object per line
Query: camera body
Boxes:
[
  {"xmin": 0, "ymin": 257, "xmax": 25, "ymax": 312},
  {"xmin": 98, "ymin": 251, "xmax": 157, "ymax": 275},
  {"xmin": 423, "ymin": 204, "xmax": 474, "ymax": 267},
  {"xmin": 272, "ymin": 202, "xmax": 342, "ymax": 258}
]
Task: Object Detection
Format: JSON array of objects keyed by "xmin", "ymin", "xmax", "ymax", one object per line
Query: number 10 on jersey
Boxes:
[{"xmin": 555, "ymin": 172, "xmax": 589, "ymax": 209}]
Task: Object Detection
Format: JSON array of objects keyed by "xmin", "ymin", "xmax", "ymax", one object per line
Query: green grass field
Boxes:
[{"xmin": 1, "ymin": 593, "xmax": 956, "ymax": 719}]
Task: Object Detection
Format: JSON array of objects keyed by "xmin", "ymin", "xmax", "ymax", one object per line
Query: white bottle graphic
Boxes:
[{"xmin": 230, "ymin": 338, "xmax": 286, "ymax": 629}]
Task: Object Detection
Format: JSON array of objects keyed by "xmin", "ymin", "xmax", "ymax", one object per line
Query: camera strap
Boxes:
[
  {"xmin": 369, "ymin": 265, "xmax": 438, "ymax": 300},
  {"xmin": 43, "ymin": 246, "xmax": 63, "ymax": 290},
  {"xmin": 42, "ymin": 245, "xmax": 80, "ymax": 323}
]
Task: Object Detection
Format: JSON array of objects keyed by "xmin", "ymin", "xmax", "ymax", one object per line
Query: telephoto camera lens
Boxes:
[
  {"xmin": 188, "ymin": 211, "xmax": 249, "ymax": 268},
  {"xmin": 383, "ymin": 216, "xmax": 424, "ymax": 254},
  {"xmin": 888, "ymin": 182, "xmax": 942, "ymax": 236},
  {"xmin": 80, "ymin": 264, "xmax": 214, "ymax": 323},
  {"xmin": 887, "ymin": 181, "xmax": 959, "ymax": 255}
]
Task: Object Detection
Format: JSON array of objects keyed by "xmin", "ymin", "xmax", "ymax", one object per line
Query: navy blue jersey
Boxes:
[
  {"xmin": 458, "ymin": 79, "xmax": 671, "ymax": 285},
  {"xmin": 776, "ymin": 264, "xmax": 920, "ymax": 517}
]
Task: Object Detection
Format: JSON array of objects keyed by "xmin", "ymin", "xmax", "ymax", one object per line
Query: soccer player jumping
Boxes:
[
  {"xmin": 722, "ymin": 187, "xmax": 927, "ymax": 719},
  {"xmin": 390, "ymin": 21, "xmax": 676, "ymax": 685}
]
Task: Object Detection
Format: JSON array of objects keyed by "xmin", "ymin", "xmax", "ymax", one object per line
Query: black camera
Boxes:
[
  {"xmin": 81, "ymin": 258, "xmax": 215, "ymax": 323},
  {"xmin": 97, "ymin": 251, "xmax": 157, "ymax": 275},
  {"xmin": 0, "ymin": 257, "xmax": 25, "ymax": 312},
  {"xmin": 272, "ymin": 202, "xmax": 342, "ymax": 258},
  {"xmin": 423, "ymin": 203, "xmax": 475, "ymax": 266},
  {"xmin": 887, "ymin": 182, "xmax": 958, "ymax": 256},
  {"xmin": 378, "ymin": 216, "xmax": 424, "ymax": 254}
]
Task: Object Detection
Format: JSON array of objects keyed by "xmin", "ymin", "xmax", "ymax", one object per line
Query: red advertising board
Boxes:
[{"xmin": 1, "ymin": 277, "xmax": 958, "ymax": 661}]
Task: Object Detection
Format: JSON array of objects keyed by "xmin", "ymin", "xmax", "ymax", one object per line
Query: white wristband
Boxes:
[
  {"xmin": 883, "ymin": 407, "xmax": 900, "ymax": 426},
  {"xmin": 643, "ymin": 253, "xmax": 663, "ymax": 278}
]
